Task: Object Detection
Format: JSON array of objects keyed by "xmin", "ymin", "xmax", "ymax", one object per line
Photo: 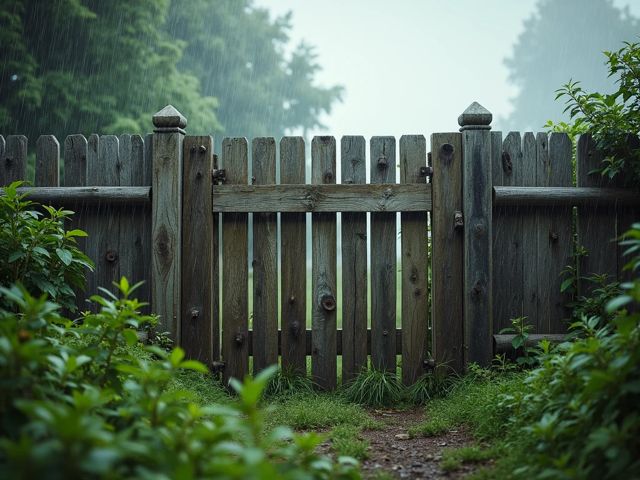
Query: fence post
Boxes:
[
  {"xmin": 459, "ymin": 102, "xmax": 493, "ymax": 367},
  {"xmin": 151, "ymin": 105, "xmax": 186, "ymax": 341}
]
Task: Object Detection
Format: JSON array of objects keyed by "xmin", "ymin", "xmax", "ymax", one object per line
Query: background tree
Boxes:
[{"xmin": 502, "ymin": 0, "xmax": 638, "ymax": 131}]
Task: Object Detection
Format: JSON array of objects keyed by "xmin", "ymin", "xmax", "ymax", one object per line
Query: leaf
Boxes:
[
  {"xmin": 66, "ymin": 229, "xmax": 88, "ymax": 237},
  {"xmin": 179, "ymin": 360, "xmax": 208, "ymax": 373},
  {"xmin": 606, "ymin": 295, "xmax": 632, "ymax": 313},
  {"xmin": 169, "ymin": 347, "xmax": 185, "ymax": 366},
  {"xmin": 56, "ymin": 248, "xmax": 73, "ymax": 266}
]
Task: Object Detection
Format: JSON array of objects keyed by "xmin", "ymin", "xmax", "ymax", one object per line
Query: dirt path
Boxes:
[{"xmin": 358, "ymin": 408, "xmax": 477, "ymax": 479}]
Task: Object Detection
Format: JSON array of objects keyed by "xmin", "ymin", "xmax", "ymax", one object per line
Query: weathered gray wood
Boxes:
[
  {"xmin": 83, "ymin": 134, "xmax": 100, "ymax": 306},
  {"xmin": 63, "ymin": 134, "xmax": 88, "ymax": 311},
  {"xmin": 537, "ymin": 133, "xmax": 572, "ymax": 332},
  {"xmin": 431, "ymin": 133, "xmax": 464, "ymax": 373},
  {"xmin": 492, "ymin": 132, "xmax": 524, "ymax": 333},
  {"xmin": 96, "ymin": 136, "xmax": 120, "ymax": 296},
  {"xmin": 181, "ymin": 136, "xmax": 214, "ymax": 365},
  {"xmin": 151, "ymin": 107, "xmax": 185, "ymax": 340},
  {"xmin": 1, "ymin": 135, "xmax": 27, "ymax": 185},
  {"xmin": 6, "ymin": 186, "xmax": 150, "ymax": 205},
  {"xmin": 221, "ymin": 137, "xmax": 249, "ymax": 384},
  {"xmin": 142, "ymin": 134, "xmax": 154, "ymax": 315},
  {"xmin": 247, "ymin": 328, "xmax": 403, "ymax": 356},
  {"xmin": 211, "ymin": 183, "xmax": 431, "ymax": 212},
  {"xmin": 340, "ymin": 135, "xmax": 367, "ymax": 382},
  {"xmin": 616, "ymin": 135, "xmax": 640, "ymax": 282},
  {"xmin": 493, "ymin": 187, "xmax": 640, "ymax": 207},
  {"xmin": 399, "ymin": 135, "xmax": 428, "ymax": 385},
  {"xmin": 521, "ymin": 132, "xmax": 538, "ymax": 330},
  {"xmin": 460, "ymin": 105, "xmax": 493, "ymax": 367},
  {"xmin": 280, "ymin": 137, "xmax": 307, "ymax": 374},
  {"xmin": 252, "ymin": 137, "xmax": 278, "ymax": 374},
  {"xmin": 576, "ymin": 134, "xmax": 619, "ymax": 294},
  {"xmin": 35, "ymin": 135, "xmax": 60, "ymax": 187},
  {"xmin": 311, "ymin": 136, "xmax": 337, "ymax": 390},
  {"xmin": 494, "ymin": 333, "xmax": 566, "ymax": 355},
  {"xmin": 370, "ymin": 136, "xmax": 397, "ymax": 373},
  {"xmin": 118, "ymin": 135, "xmax": 150, "ymax": 308}
]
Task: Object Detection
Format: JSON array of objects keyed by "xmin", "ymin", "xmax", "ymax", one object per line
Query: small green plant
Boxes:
[
  {"xmin": 407, "ymin": 369, "xmax": 459, "ymax": 404},
  {"xmin": 330, "ymin": 425, "xmax": 370, "ymax": 460},
  {"xmin": 440, "ymin": 445, "xmax": 496, "ymax": 472},
  {"xmin": 341, "ymin": 367, "xmax": 404, "ymax": 408},
  {"xmin": 0, "ymin": 181, "xmax": 93, "ymax": 311},
  {"xmin": 499, "ymin": 316, "xmax": 537, "ymax": 367},
  {"xmin": 264, "ymin": 365, "xmax": 315, "ymax": 398}
]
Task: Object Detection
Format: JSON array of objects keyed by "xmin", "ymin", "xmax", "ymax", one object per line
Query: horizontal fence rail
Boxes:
[
  {"xmin": 7, "ymin": 186, "xmax": 152, "ymax": 206},
  {"xmin": 493, "ymin": 186, "xmax": 640, "ymax": 207}
]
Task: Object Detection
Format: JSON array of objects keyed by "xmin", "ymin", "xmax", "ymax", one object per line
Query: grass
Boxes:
[
  {"xmin": 330, "ymin": 425, "xmax": 370, "ymax": 460},
  {"xmin": 340, "ymin": 367, "xmax": 404, "ymax": 407},
  {"xmin": 440, "ymin": 445, "xmax": 497, "ymax": 472}
]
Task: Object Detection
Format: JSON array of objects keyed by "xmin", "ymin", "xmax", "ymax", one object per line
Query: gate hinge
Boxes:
[
  {"xmin": 419, "ymin": 166, "xmax": 433, "ymax": 179},
  {"xmin": 212, "ymin": 169, "xmax": 226, "ymax": 184},
  {"xmin": 211, "ymin": 361, "xmax": 226, "ymax": 373}
]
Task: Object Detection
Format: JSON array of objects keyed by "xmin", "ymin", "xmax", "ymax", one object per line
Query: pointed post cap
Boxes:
[
  {"xmin": 153, "ymin": 105, "xmax": 187, "ymax": 133},
  {"xmin": 458, "ymin": 102, "xmax": 492, "ymax": 131}
]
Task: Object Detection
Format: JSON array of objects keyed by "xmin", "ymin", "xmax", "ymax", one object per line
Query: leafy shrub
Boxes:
[
  {"xmin": 340, "ymin": 368, "xmax": 403, "ymax": 408},
  {"xmin": 0, "ymin": 181, "xmax": 93, "ymax": 311},
  {"xmin": 0, "ymin": 279, "xmax": 361, "ymax": 479},
  {"xmin": 500, "ymin": 223, "xmax": 640, "ymax": 479}
]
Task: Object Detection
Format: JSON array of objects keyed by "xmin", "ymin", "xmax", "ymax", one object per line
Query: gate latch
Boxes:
[{"xmin": 212, "ymin": 169, "xmax": 226, "ymax": 184}]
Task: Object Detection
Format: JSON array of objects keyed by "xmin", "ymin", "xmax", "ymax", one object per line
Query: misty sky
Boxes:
[{"xmin": 255, "ymin": 0, "xmax": 640, "ymax": 139}]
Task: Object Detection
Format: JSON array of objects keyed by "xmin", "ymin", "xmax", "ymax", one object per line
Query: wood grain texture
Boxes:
[
  {"xmin": 521, "ymin": 133, "xmax": 538, "ymax": 329},
  {"xmin": 399, "ymin": 135, "xmax": 428, "ymax": 385},
  {"xmin": 340, "ymin": 135, "xmax": 367, "ymax": 382},
  {"xmin": 181, "ymin": 136, "xmax": 214, "ymax": 365},
  {"xmin": 151, "ymin": 129, "xmax": 184, "ymax": 339},
  {"xmin": 430, "ymin": 133, "xmax": 464, "ymax": 373},
  {"xmin": 142, "ymin": 134, "xmax": 153, "ymax": 315},
  {"xmin": 35, "ymin": 135, "xmax": 60, "ymax": 187},
  {"xmin": 462, "ymin": 128, "xmax": 493, "ymax": 366},
  {"xmin": 537, "ymin": 133, "xmax": 572, "ymax": 332},
  {"xmin": 8, "ymin": 186, "xmax": 150, "ymax": 205},
  {"xmin": 211, "ymin": 183, "xmax": 431, "ymax": 212},
  {"xmin": 370, "ymin": 136, "xmax": 397, "ymax": 372},
  {"xmin": 280, "ymin": 137, "xmax": 307, "ymax": 374},
  {"xmin": 576, "ymin": 134, "xmax": 619, "ymax": 294},
  {"xmin": 83, "ymin": 134, "xmax": 100, "ymax": 307},
  {"xmin": 252, "ymin": 137, "xmax": 278, "ymax": 374},
  {"xmin": 1, "ymin": 135, "xmax": 27, "ymax": 185},
  {"xmin": 492, "ymin": 132, "xmax": 524, "ymax": 333},
  {"xmin": 221, "ymin": 138, "xmax": 249, "ymax": 384},
  {"xmin": 311, "ymin": 136, "xmax": 337, "ymax": 390},
  {"xmin": 493, "ymin": 187, "xmax": 640, "ymax": 207}
]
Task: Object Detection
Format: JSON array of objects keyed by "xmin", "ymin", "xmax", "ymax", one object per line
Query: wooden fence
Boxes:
[{"xmin": 1, "ymin": 102, "xmax": 638, "ymax": 388}]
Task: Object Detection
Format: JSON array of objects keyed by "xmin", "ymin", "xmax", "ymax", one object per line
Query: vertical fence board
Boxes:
[
  {"xmin": 399, "ymin": 135, "xmax": 428, "ymax": 385},
  {"xmin": 142, "ymin": 134, "xmax": 153, "ymax": 314},
  {"xmin": 577, "ymin": 134, "xmax": 619, "ymax": 293},
  {"xmin": 537, "ymin": 133, "xmax": 572, "ymax": 332},
  {"xmin": 341, "ymin": 135, "xmax": 367, "ymax": 382},
  {"xmin": 35, "ymin": 135, "xmax": 60, "ymax": 186},
  {"xmin": 252, "ymin": 137, "xmax": 278, "ymax": 373},
  {"xmin": 311, "ymin": 136, "xmax": 337, "ymax": 390},
  {"xmin": 2, "ymin": 135, "xmax": 27, "ymax": 185},
  {"xmin": 521, "ymin": 133, "xmax": 538, "ymax": 326},
  {"xmin": 280, "ymin": 137, "xmax": 307, "ymax": 374},
  {"xmin": 370, "ymin": 136, "xmax": 397, "ymax": 372},
  {"xmin": 222, "ymin": 138, "xmax": 249, "ymax": 383},
  {"xmin": 492, "ymin": 132, "xmax": 525, "ymax": 333},
  {"xmin": 84, "ymin": 135, "xmax": 100, "ymax": 304},
  {"xmin": 0, "ymin": 136, "xmax": 4, "ymax": 183},
  {"xmin": 431, "ymin": 133, "xmax": 463, "ymax": 373},
  {"xmin": 182, "ymin": 136, "xmax": 214, "ymax": 365}
]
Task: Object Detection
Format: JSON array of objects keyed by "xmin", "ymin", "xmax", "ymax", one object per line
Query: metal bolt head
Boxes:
[
  {"xmin": 190, "ymin": 308, "xmax": 200, "ymax": 320},
  {"xmin": 199, "ymin": 145, "xmax": 207, "ymax": 153}
]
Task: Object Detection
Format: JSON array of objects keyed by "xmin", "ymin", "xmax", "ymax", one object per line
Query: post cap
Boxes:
[
  {"xmin": 153, "ymin": 105, "xmax": 187, "ymax": 131},
  {"xmin": 458, "ymin": 102, "xmax": 492, "ymax": 131}
]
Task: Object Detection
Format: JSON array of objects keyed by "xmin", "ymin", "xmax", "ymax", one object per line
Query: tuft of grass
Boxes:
[
  {"xmin": 263, "ymin": 366, "xmax": 315, "ymax": 399},
  {"xmin": 330, "ymin": 425, "xmax": 370, "ymax": 460},
  {"xmin": 407, "ymin": 371, "xmax": 459, "ymax": 405},
  {"xmin": 168, "ymin": 368, "xmax": 230, "ymax": 405},
  {"xmin": 440, "ymin": 445, "xmax": 496, "ymax": 472},
  {"xmin": 340, "ymin": 368, "xmax": 404, "ymax": 408},
  {"xmin": 267, "ymin": 393, "xmax": 374, "ymax": 430}
]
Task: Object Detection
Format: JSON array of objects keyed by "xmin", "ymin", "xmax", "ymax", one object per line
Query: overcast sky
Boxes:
[{"xmin": 254, "ymin": 0, "xmax": 640, "ymax": 140}]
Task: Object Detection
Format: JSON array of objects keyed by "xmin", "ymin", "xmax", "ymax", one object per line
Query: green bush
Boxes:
[
  {"xmin": 499, "ymin": 223, "xmax": 640, "ymax": 479},
  {"xmin": 0, "ymin": 279, "xmax": 361, "ymax": 479},
  {"xmin": 0, "ymin": 181, "xmax": 93, "ymax": 311}
]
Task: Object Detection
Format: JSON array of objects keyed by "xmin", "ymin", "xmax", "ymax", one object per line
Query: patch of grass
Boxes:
[
  {"xmin": 263, "ymin": 366, "xmax": 315, "ymax": 399},
  {"xmin": 440, "ymin": 445, "xmax": 496, "ymax": 472},
  {"xmin": 168, "ymin": 368, "xmax": 230, "ymax": 405},
  {"xmin": 267, "ymin": 392, "xmax": 375, "ymax": 430},
  {"xmin": 330, "ymin": 425, "xmax": 370, "ymax": 460},
  {"xmin": 407, "ymin": 370, "xmax": 459, "ymax": 405},
  {"xmin": 409, "ymin": 367, "xmax": 525, "ymax": 440},
  {"xmin": 340, "ymin": 368, "xmax": 404, "ymax": 408}
]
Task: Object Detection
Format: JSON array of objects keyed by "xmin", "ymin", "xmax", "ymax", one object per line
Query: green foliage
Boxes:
[
  {"xmin": 0, "ymin": 280, "xmax": 361, "ymax": 479},
  {"xmin": 263, "ymin": 365, "xmax": 315, "ymax": 399},
  {"xmin": 0, "ymin": 181, "xmax": 93, "ymax": 311},
  {"xmin": 499, "ymin": 316, "xmax": 537, "ymax": 367},
  {"xmin": 329, "ymin": 425, "xmax": 370, "ymax": 461},
  {"xmin": 504, "ymin": 0, "xmax": 638, "ymax": 130},
  {"xmin": 550, "ymin": 40, "xmax": 640, "ymax": 184},
  {"xmin": 406, "ymin": 370, "xmax": 459, "ymax": 405},
  {"xmin": 440, "ymin": 445, "xmax": 495, "ymax": 472},
  {"xmin": 340, "ymin": 368, "xmax": 404, "ymax": 408}
]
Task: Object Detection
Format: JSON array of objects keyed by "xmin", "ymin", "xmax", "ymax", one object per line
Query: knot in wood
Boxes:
[
  {"xmin": 190, "ymin": 308, "xmax": 200, "ymax": 320},
  {"xmin": 442, "ymin": 143, "xmax": 454, "ymax": 155},
  {"xmin": 377, "ymin": 154, "xmax": 388, "ymax": 168},
  {"xmin": 471, "ymin": 281, "xmax": 484, "ymax": 297},
  {"xmin": 105, "ymin": 250, "xmax": 118, "ymax": 263},
  {"xmin": 474, "ymin": 222, "xmax": 485, "ymax": 237},
  {"xmin": 383, "ymin": 329, "xmax": 389, "ymax": 336},
  {"xmin": 234, "ymin": 333, "xmax": 245, "ymax": 346},
  {"xmin": 290, "ymin": 320, "xmax": 300, "ymax": 338},
  {"xmin": 501, "ymin": 151, "xmax": 513, "ymax": 174},
  {"xmin": 549, "ymin": 231, "xmax": 559, "ymax": 242},
  {"xmin": 324, "ymin": 171, "xmax": 333, "ymax": 183},
  {"xmin": 321, "ymin": 294, "xmax": 336, "ymax": 312},
  {"xmin": 288, "ymin": 295, "xmax": 296, "ymax": 305}
]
